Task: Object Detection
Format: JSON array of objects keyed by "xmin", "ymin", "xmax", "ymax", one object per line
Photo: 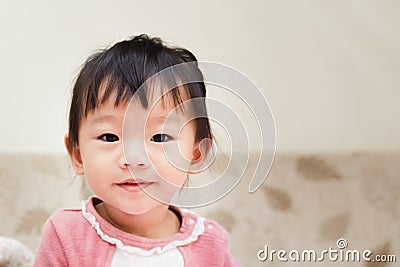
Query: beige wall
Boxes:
[{"xmin": 0, "ymin": 0, "xmax": 399, "ymax": 153}]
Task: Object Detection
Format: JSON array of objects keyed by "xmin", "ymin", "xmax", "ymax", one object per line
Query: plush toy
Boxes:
[{"xmin": 0, "ymin": 236, "xmax": 33, "ymax": 267}]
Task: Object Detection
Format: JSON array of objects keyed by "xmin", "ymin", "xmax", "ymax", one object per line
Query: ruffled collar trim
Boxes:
[{"xmin": 81, "ymin": 197, "xmax": 205, "ymax": 256}]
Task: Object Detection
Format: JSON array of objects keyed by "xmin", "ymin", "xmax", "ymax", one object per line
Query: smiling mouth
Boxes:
[{"xmin": 116, "ymin": 179, "xmax": 154, "ymax": 192}]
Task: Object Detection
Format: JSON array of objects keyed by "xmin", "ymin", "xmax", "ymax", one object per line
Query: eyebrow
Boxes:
[
  {"xmin": 150, "ymin": 114, "xmax": 183, "ymax": 123},
  {"xmin": 89, "ymin": 114, "xmax": 118, "ymax": 125}
]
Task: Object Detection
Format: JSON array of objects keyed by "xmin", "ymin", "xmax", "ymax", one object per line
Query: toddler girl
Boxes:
[{"xmin": 34, "ymin": 34, "xmax": 238, "ymax": 266}]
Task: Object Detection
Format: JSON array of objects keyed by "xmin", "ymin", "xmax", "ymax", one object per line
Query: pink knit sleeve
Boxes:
[
  {"xmin": 33, "ymin": 219, "xmax": 68, "ymax": 267},
  {"xmin": 182, "ymin": 217, "xmax": 241, "ymax": 267},
  {"xmin": 223, "ymin": 240, "xmax": 241, "ymax": 267},
  {"xmin": 226, "ymin": 255, "xmax": 241, "ymax": 267},
  {"xmin": 213, "ymin": 220, "xmax": 241, "ymax": 267}
]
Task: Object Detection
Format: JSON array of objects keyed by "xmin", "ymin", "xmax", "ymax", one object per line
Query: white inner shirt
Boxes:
[{"xmin": 110, "ymin": 247, "xmax": 184, "ymax": 267}]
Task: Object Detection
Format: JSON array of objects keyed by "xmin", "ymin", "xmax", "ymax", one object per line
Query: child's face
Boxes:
[{"xmin": 69, "ymin": 94, "xmax": 198, "ymax": 214}]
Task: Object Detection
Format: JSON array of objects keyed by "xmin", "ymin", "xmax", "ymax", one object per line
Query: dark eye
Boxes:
[
  {"xmin": 151, "ymin": 134, "xmax": 172, "ymax": 143},
  {"xmin": 99, "ymin": 133, "xmax": 119, "ymax": 142}
]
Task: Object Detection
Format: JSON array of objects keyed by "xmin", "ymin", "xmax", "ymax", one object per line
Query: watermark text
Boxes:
[{"xmin": 257, "ymin": 238, "xmax": 396, "ymax": 263}]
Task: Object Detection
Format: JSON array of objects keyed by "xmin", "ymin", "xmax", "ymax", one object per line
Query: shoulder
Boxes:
[
  {"xmin": 45, "ymin": 207, "xmax": 85, "ymax": 229},
  {"xmin": 35, "ymin": 208, "xmax": 89, "ymax": 266},
  {"xmin": 48, "ymin": 207, "xmax": 83, "ymax": 220},
  {"xmin": 41, "ymin": 207, "xmax": 92, "ymax": 244},
  {"xmin": 178, "ymin": 210, "xmax": 238, "ymax": 265},
  {"xmin": 181, "ymin": 209, "xmax": 229, "ymax": 245},
  {"xmin": 193, "ymin": 215, "xmax": 240, "ymax": 266},
  {"xmin": 202, "ymin": 217, "xmax": 229, "ymax": 242}
]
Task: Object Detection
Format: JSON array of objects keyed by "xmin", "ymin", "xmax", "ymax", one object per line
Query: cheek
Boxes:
[
  {"xmin": 177, "ymin": 123, "xmax": 197, "ymax": 161},
  {"xmin": 81, "ymin": 147, "xmax": 113, "ymax": 176},
  {"xmin": 149, "ymin": 149, "xmax": 188, "ymax": 186},
  {"xmin": 151, "ymin": 141, "xmax": 194, "ymax": 170},
  {"xmin": 178, "ymin": 141, "xmax": 195, "ymax": 161}
]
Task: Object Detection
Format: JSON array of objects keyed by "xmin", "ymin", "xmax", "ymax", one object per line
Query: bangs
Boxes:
[
  {"xmin": 78, "ymin": 47, "xmax": 202, "ymax": 119},
  {"xmin": 68, "ymin": 34, "xmax": 210, "ymax": 150},
  {"xmin": 83, "ymin": 73, "xmax": 192, "ymax": 118}
]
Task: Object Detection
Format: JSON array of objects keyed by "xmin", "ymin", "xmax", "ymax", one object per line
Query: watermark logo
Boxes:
[
  {"xmin": 123, "ymin": 61, "xmax": 276, "ymax": 207},
  {"xmin": 336, "ymin": 238, "xmax": 348, "ymax": 249},
  {"xmin": 257, "ymin": 238, "xmax": 397, "ymax": 263}
]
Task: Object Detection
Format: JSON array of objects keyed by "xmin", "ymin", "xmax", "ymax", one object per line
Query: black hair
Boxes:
[{"xmin": 67, "ymin": 34, "xmax": 212, "ymax": 151}]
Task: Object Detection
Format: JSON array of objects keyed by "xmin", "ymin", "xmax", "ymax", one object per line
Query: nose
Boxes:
[
  {"xmin": 118, "ymin": 154, "xmax": 129, "ymax": 169},
  {"xmin": 120, "ymin": 145, "xmax": 149, "ymax": 169}
]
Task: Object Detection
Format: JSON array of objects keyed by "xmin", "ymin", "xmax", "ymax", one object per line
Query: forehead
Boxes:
[
  {"xmin": 129, "ymin": 93, "xmax": 191, "ymax": 124},
  {"xmin": 86, "ymin": 92, "xmax": 189, "ymax": 124}
]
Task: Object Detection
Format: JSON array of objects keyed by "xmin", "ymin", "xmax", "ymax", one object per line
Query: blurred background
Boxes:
[
  {"xmin": 0, "ymin": 0, "xmax": 399, "ymax": 154},
  {"xmin": 0, "ymin": 1, "xmax": 399, "ymax": 266}
]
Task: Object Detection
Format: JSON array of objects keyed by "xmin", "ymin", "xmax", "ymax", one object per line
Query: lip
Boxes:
[{"xmin": 116, "ymin": 178, "xmax": 154, "ymax": 193}]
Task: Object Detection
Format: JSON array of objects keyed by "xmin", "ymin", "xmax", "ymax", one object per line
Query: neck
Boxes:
[{"xmin": 96, "ymin": 201, "xmax": 181, "ymax": 239}]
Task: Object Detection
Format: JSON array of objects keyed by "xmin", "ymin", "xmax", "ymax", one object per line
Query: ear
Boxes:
[
  {"xmin": 64, "ymin": 134, "xmax": 84, "ymax": 176},
  {"xmin": 188, "ymin": 139, "xmax": 211, "ymax": 174}
]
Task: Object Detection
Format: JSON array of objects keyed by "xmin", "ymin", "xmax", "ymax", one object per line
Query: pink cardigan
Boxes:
[{"xmin": 34, "ymin": 198, "xmax": 239, "ymax": 266}]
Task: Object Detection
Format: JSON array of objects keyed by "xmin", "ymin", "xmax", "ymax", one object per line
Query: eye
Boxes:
[
  {"xmin": 150, "ymin": 134, "xmax": 172, "ymax": 143},
  {"xmin": 98, "ymin": 133, "xmax": 119, "ymax": 142}
]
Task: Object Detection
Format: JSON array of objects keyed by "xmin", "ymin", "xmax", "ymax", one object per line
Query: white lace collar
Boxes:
[{"xmin": 81, "ymin": 199, "xmax": 205, "ymax": 256}]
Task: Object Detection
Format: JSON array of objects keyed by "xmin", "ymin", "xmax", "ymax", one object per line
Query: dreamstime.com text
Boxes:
[{"xmin": 257, "ymin": 238, "xmax": 397, "ymax": 263}]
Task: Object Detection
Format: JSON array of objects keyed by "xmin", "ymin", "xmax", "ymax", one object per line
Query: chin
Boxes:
[{"xmin": 119, "ymin": 199, "xmax": 165, "ymax": 215}]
